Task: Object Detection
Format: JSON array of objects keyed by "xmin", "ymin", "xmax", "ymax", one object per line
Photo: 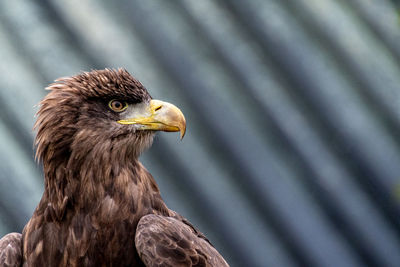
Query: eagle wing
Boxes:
[
  {"xmin": 135, "ymin": 214, "xmax": 229, "ymax": 267},
  {"xmin": 0, "ymin": 232, "xmax": 22, "ymax": 267}
]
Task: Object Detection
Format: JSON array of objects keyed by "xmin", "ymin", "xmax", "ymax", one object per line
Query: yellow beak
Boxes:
[{"xmin": 117, "ymin": 100, "xmax": 186, "ymax": 139}]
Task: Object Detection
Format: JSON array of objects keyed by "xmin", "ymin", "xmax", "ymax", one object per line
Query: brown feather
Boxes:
[
  {"xmin": 0, "ymin": 69, "xmax": 228, "ymax": 266},
  {"xmin": 136, "ymin": 215, "xmax": 229, "ymax": 267},
  {"xmin": 0, "ymin": 232, "xmax": 22, "ymax": 267}
]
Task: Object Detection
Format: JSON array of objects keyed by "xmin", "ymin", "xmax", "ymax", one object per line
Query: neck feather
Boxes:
[{"xmin": 41, "ymin": 145, "xmax": 168, "ymax": 221}]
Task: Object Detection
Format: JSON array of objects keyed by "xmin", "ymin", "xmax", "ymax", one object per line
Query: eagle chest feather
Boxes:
[{"xmin": 24, "ymin": 164, "xmax": 169, "ymax": 266}]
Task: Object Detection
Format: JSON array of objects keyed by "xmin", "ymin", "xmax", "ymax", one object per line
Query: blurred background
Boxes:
[{"xmin": 0, "ymin": 0, "xmax": 400, "ymax": 266}]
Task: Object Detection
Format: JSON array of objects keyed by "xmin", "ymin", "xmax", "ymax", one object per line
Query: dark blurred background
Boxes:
[{"xmin": 1, "ymin": 1, "xmax": 400, "ymax": 266}]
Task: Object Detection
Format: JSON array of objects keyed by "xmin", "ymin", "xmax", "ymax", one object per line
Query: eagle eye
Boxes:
[{"xmin": 109, "ymin": 100, "xmax": 128, "ymax": 112}]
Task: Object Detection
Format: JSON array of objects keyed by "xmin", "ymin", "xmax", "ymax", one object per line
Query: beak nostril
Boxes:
[{"xmin": 155, "ymin": 106, "xmax": 162, "ymax": 111}]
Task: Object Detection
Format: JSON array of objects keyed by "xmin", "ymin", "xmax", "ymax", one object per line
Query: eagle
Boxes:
[{"xmin": 0, "ymin": 69, "xmax": 228, "ymax": 266}]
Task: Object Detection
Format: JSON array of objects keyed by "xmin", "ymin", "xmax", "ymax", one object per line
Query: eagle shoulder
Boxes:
[
  {"xmin": 0, "ymin": 232, "xmax": 22, "ymax": 267},
  {"xmin": 135, "ymin": 214, "xmax": 229, "ymax": 267}
]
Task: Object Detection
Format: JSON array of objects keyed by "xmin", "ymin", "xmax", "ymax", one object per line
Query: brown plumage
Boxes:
[
  {"xmin": 0, "ymin": 233, "xmax": 21, "ymax": 267},
  {"xmin": 0, "ymin": 69, "xmax": 228, "ymax": 266}
]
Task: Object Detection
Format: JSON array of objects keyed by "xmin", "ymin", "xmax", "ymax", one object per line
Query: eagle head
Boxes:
[{"xmin": 34, "ymin": 68, "xmax": 186, "ymax": 171}]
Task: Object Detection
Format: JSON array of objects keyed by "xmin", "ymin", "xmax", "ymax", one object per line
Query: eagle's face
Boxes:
[{"xmin": 34, "ymin": 69, "xmax": 185, "ymax": 167}]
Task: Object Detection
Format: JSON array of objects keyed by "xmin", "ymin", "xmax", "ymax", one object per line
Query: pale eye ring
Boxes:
[{"xmin": 108, "ymin": 100, "xmax": 128, "ymax": 112}]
